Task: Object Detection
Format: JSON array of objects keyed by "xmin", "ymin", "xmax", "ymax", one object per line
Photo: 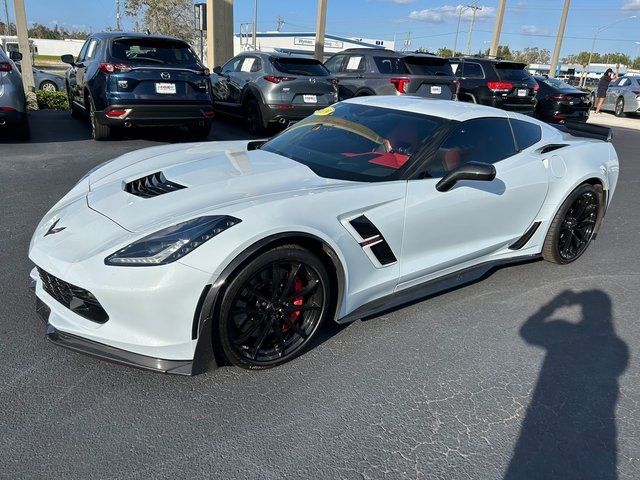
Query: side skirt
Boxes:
[{"xmin": 337, "ymin": 254, "xmax": 541, "ymax": 324}]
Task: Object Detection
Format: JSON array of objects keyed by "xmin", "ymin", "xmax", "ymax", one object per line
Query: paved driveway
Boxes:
[{"xmin": 1, "ymin": 111, "xmax": 639, "ymax": 479}]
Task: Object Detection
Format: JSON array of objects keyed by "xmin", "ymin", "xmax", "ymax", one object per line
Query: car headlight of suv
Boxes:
[{"xmin": 105, "ymin": 215, "xmax": 241, "ymax": 266}]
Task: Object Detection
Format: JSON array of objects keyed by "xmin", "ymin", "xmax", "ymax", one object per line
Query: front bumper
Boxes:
[
  {"xmin": 29, "ymin": 267, "xmax": 211, "ymax": 375},
  {"xmin": 96, "ymin": 104, "xmax": 214, "ymax": 127}
]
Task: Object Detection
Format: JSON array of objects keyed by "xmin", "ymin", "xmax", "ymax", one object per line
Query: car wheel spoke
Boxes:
[{"xmin": 284, "ymin": 279, "xmax": 319, "ymax": 301}]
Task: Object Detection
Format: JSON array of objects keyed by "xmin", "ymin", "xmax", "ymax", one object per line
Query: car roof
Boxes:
[
  {"xmin": 237, "ymin": 51, "xmax": 321, "ymax": 61},
  {"xmin": 90, "ymin": 32, "xmax": 186, "ymax": 43},
  {"xmin": 341, "ymin": 96, "xmax": 510, "ymax": 121}
]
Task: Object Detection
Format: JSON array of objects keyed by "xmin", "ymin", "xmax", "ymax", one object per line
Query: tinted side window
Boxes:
[
  {"xmin": 77, "ymin": 39, "xmax": 90, "ymax": 62},
  {"xmin": 511, "ymin": 119, "xmax": 542, "ymax": 151},
  {"xmin": 618, "ymin": 77, "xmax": 629, "ymax": 87},
  {"xmin": 427, "ymin": 118, "xmax": 516, "ymax": 177},
  {"xmin": 373, "ymin": 56, "xmax": 403, "ymax": 74},
  {"xmin": 325, "ymin": 54, "xmax": 345, "ymax": 73},
  {"xmin": 344, "ymin": 55, "xmax": 366, "ymax": 73},
  {"xmin": 85, "ymin": 39, "xmax": 100, "ymax": 60},
  {"xmin": 222, "ymin": 57, "xmax": 242, "ymax": 73},
  {"xmin": 462, "ymin": 62, "xmax": 484, "ymax": 78}
]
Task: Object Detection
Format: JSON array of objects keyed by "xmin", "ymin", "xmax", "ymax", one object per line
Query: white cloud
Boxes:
[
  {"xmin": 391, "ymin": 0, "xmax": 417, "ymax": 4},
  {"xmin": 621, "ymin": 0, "xmax": 640, "ymax": 10},
  {"xmin": 409, "ymin": 4, "xmax": 496, "ymax": 24},
  {"xmin": 520, "ymin": 24, "xmax": 546, "ymax": 35}
]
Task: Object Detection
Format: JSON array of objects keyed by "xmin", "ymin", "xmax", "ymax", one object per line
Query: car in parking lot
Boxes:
[
  {"xmin": 32, "ymin": 68, "xmax": 65, "ymax": 91},
  {"xmin": 324, "ymin": 48, "xmax": 456, "ymax": 101},
  {"xmin": 210, "ymin": 51, "xmax": 338, "ymax": 134},
  {"xmin": 28, "ymin": 96, "xmax": 618, "ymax": 374},
  {"xmin": 0, "ymin": 48, "xmax": 29, "ymax": 140},
  {"xmin": 534, "ymin": 76, "xmax": 591, "ymax": 124},
  {"xmin": 61, "ymin": 32, "xmax": 214, "ymax": 141},
  {"xmin": 594, "ymin": 75, "xmax": 640, "ymax": 117},
  {"xmin": 449, "ymin": 56, "xmax": 538, "ymax": 114}
]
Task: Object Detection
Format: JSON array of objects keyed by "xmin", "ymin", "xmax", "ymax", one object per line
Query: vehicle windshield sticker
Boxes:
[
  {"xmin": 314, "ymin": 106, "xmax": 335, "ymax": 116},
  {"xmin": 240, "ymin": 57, "xmax": 255, "ymax": 72},
  {"xmin": 346, "ymin": 56, "xmax": 363, "ymax": 71}
]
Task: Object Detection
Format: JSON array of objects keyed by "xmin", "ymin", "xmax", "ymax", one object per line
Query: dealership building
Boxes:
[{"xmin": 233, "ymin": 31, "xmax": 395, "ymax": 58}]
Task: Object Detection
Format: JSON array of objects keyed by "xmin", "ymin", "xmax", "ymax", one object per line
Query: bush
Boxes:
[{"xmin": 36, "ymin": 90, "xmax": 69, "ymax": 110}]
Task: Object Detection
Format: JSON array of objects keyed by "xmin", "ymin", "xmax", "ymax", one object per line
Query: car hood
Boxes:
[{"xmin": 87, "ymin": 140, "xmax": 350, "ymax": 232}]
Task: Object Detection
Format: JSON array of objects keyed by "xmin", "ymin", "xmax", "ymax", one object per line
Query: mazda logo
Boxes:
[
  {"xmin": 44, "ymin": 219, "xmax": 66, "ymax": 237},
  {"xmin": 161, "ymin": 72, "xmax": 171, "ymax": 80},
  {"xmin": 309, "ymin": 78, "xmax": 316, "ymax": 84}
]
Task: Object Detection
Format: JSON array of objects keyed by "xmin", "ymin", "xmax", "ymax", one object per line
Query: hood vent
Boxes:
[
  {"xmin": 124, "ymin": 172, "xmax": 186, "ymax": 198},
  {"xmin": 350, "ymin": 215, "xmax": 397, "ymax": 266}
]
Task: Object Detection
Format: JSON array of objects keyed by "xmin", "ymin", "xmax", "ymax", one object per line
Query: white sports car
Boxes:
[{"xmin": 28, "ymin": 97, "xmax": 619, "ymax": 374}]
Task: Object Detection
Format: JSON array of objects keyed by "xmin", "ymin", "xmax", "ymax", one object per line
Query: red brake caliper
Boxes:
[{"xmin": 283, "ymin": 277, "xmax": 304, "ymax": 332}]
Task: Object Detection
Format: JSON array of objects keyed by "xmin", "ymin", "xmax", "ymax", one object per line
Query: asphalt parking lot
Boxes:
[{"xmin": 2, "ymin": 110, "xmax": 640, "ymax": 479}]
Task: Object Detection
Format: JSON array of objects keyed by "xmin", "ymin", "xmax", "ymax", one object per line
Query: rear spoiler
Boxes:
[{"xmin": 551, "ymin": 120, "xmax": 613, "ymax": 142}]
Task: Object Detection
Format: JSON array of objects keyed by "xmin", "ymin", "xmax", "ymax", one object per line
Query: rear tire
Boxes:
[
  {"xmin": 89, "ymin": 97, "xmax": 111, "ymax": 141},
  {"xmin": 188, "ymin": 121, "xmax": 212, "ymax": 140},
  {"xmin": 245, "ymin": 98, "xmax": 265, "ymax": 135},
  {"xmin": 615, "ymin": 97, "xmax": 625, "ymax": 117},
  {"xmin": 40, "ymin": 80, "xmax": 58, "ymax": 92},
  {"xmin": 216, "ymin": 245, "xmax": 331, "ymax": 370},
  {"xmin": 542, "ymin": 184, "xmax": 603, "ymax": 264}
]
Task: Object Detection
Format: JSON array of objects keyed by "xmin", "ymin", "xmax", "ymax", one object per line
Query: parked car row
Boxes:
[{"xmin": 0, "ymin": 48, "xmax": 30, "ymax": 140}]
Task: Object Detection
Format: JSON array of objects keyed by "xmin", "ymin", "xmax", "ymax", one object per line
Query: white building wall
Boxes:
[{"xmin": 32, "ymin": 38, "xmax": 85, "ymax": 57}]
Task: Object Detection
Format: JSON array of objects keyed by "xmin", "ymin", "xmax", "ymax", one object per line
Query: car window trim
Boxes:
[{"xmin": 461, "ymin": 61, "xmax": 485, "ymax": 80}]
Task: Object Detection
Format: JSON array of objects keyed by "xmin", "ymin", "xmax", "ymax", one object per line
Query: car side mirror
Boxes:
[
  {"xmin": 212, "ymin": 66, "xmax": 222, "ymax": 75},
  {"xmin": 9, "ymin": 51, "xmax": 22, "ymax": 62},
  {"xmin": 436, "ymin": 161, "xmax": 496, "ymax": 192},
  {"xmin": 61, "ymin": 54, "xmax": 75, "ymax": 66}
]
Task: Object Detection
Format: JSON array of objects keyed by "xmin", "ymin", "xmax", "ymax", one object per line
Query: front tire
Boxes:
[
  {"xmin": 615, "ymin": 97, "xmax": 625, "ymax": 117},
  {"xmin": 542, "ymin": 184, "xmax": 603, "ymax": 264},
  {"xmin": 40, "ymin": 80, "xmax": 58, "ymax": 92},
  {"xmin": 216, "ymin": 245, "xmax": 331, "ymax": 369}
]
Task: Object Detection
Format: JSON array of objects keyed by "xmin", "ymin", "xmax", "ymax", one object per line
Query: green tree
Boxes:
[
  {"xmin": 125, "ymin": 0, "xmax": 195, "ymax": 43},
  {"xmin": 436, "ymin": 47, "xmax": 454, "ymax": 57}
]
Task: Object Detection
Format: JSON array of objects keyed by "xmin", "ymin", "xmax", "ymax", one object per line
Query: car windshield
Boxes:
[
  {"xmin": 271, "ymin": 57, "xmax": 329, "ymax": 76},
  {"xmin": 261, "ymin": 103, "xmax": 448, "ymax": 182},
  {"xmin": 111, "ymin": 38, "xmax": 199, "ymax": 65}
]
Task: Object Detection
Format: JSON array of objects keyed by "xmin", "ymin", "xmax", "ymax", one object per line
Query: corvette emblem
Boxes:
[{"xmin": 44, "ymin": 219, "xmax": 66, "ymax": 237}]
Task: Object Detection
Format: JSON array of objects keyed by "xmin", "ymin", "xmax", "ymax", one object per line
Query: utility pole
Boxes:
[
  {"xmin": 489, "ymin": 0, "xmax": 506, "ymax": 57},
  {"xmin": 464, "ymin": 3, "xmax": 481, "ymax": 55},
  {"xmin": 275, "ymin": 16, "xmax": 284, "ymax": 32},
  {"xmin": 252, "ymin": 0, "xmax": 258, "ymax": 49},
  {"xmin": 205, "ymin": 0, "xmax": 234, "ymax": 68},
  {"xmin": 115, "ymin": 0, "xmax": 121, "ymax": 31},
  {"xmin": 13, "ymin": 0, "xmax": 36, "ymax": 106},
  {"xmin": 452, "ymin": 6, "xmax": 468, "ymax": 55},
  {"xmin": 548, "ymin": 0, "xmax": 570, "ymax": 78},
  {"xmin": 314, "ymin": 0, "xmax": 327, "ymax": 61},
  {"xmin": 3, "ymin": 0, "xmax": 10, "ymax": 36}
]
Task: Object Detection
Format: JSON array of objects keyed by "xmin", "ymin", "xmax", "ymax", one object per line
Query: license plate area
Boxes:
[
  {"xmin": 303, "ymin": 94, "xmax": 317, "ymax": 103},
  {"xmin": 517, "ymin": 88, "xmax": 527, "ymax": 97},
  {"xmin": 430, "ymin": 85, "xmax": 442, "ymax": 95},
  {"xmin": 155, "ymin": 83, "xmax": 176, "ymax": 94}
]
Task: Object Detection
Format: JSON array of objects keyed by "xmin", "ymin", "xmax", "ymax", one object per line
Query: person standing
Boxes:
[{"xmin": 594, "ymin": 68, "xmax": 617, "ymax": 114}]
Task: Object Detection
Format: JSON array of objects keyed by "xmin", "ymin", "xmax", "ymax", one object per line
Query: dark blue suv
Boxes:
[{"xmin": 61, "ymin": 33, "xmax": 214, "ymax": 140}]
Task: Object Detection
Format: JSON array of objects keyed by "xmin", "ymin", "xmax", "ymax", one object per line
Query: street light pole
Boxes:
[
  {"xmin": 314, "ymin": 0, "xmax": 328, "ymax": 61},
  {"xmin": 583, "ymin": 15, "xmax": 636, "ymax": 87},
  {"xmin": 464, "ymin": 3, "xmax": 481, "ymax": 55},
  {"xmin": 252, "ymin": 0, "xmax": 258, "ymax": 49},
  {"xmin": 489, "ymin": 0, "xmax": 506, "ymax": 57},
  {"xmin": 452, "ymin": 6, "xmax": 468, "ymax": 55},
  {"xmin": 548, "ymin": 0, "xmax": 570, "ymax": 78}
]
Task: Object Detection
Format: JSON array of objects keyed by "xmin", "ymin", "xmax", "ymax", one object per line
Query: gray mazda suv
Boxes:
[
  {"xmin": 325, "ymin": 48, "xmax": 456, "ymax": 101},
  {"xmin": 0, "ymin": 49, "xmax": 29, "ymax": 140},
  {"xmin": 211, "ymin": 51, "xmax": 338, "ymax": 134}
]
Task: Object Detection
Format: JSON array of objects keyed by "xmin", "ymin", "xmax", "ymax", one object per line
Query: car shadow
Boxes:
[{"xmin": 504, "ymin": 289, "xmax": 629, "ymax": 480}]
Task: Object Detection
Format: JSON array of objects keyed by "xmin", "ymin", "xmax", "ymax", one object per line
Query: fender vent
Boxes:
[
  {"xmin": 538, "ymin": 144, "xmax": 568, "ymax": 154},
  {"xmin": 350, "ymin": 215, "xmax": 397, "ymax": 266},
  {"xmin": 124, "ymin": 172, "xmax": 186, "ymax": 198}
]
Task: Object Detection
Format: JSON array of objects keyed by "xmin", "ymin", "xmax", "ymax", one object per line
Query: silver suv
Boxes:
[
  {"xmin": 211, "ymin": 52, "xmax": 338, "ymax": 134},
  {"xmin": 324, "ymin": 48, "xmax": 456, "ymax": 101},
  {"xmin": 0, "ymin": 49, "xmax": 29, "ymax": 140},
  {"xmin": 595, "ymin": 75, "xmax": 640, "ymax": 117}
]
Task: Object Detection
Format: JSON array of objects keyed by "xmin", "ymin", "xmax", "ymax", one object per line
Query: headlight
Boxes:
[{"xmin": 105, "ymin": 216, "xmax": 241, "ymax": 266}]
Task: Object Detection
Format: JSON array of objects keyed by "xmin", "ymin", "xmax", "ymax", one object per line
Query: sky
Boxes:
[{"xmin": 6, "ymin": 0, "xmax": 640, "ymax": 58}]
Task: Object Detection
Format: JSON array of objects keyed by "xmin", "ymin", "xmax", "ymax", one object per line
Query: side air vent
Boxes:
[
  {"xmin": 538, "ymin": 144, "xmax": 568, "ymax": 154},
  {"xmin": 124, "ymin": 172, "xmax": 186, "ymax": 198},
  {"xmin": 349, "ymin": 215, "xmax": 397, "ymax": 266}
]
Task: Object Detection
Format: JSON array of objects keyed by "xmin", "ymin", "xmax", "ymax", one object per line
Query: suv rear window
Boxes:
[
  {"xmin": 271, "ymin": 57, "xmax": 329, "ymax": 76},
  {"xmin": 495, "ymin": 62, "xmax": 533, "ymax": 82},
  {"xmin": 373, "ymin": 56, "xmax": 453, "ymax": 76},
  {"xmin": 111, "ymin": 38, "xmax": 199, "ymax": 65}
]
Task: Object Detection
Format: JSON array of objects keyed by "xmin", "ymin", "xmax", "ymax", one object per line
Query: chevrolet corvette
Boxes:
[{"xmin": 28, "ymin": 96, "xmax": 619, "ymax": 374}]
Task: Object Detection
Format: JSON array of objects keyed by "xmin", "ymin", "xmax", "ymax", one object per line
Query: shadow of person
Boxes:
[{"xmin": 505, "ymin": 290, "xmax": 629, "ymax": 480}]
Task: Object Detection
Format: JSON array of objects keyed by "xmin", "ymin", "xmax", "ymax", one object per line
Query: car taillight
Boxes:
[
  {"xmin": 0, "ymin": 62, "xmax": 12, "ymax": 72},
  {"xmin": 0, "ymin": 106, "xmax": 16, "ymax": 111},
  {"xmin": 99, "ymin": 63, "xmax": 132, "ymax": 74},
  {"xmin": 105, "ymin": 108, "xmax": 131, "ymax": 119},
  {"xmin": 487, "ymin": 81, "xmax": 513, "ymax": 92},
  {"xmin": 263, "ymin": 75, "xmax": 295, "ymax": 84},
  {"xmin": 201, "ymin": 107, "xmax": 215, "ymax": 118},
  {"xmin": 533, "ymin": 82, "xmax": 539, "ymax": 92},
  {"xmin": 390, "ymin": 77, "xmax": 410, "ymax": 94},
  {"xmin": 549, "ymin": 94, "xmax": 570, "ymax": 101}
]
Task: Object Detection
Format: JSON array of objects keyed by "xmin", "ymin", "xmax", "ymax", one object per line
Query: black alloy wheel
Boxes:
[
  {"xmin": 245, "ymin": 98, "xmax": 265, "ymax": 135},
  {"xmin": 543, "ymin": 184, "xmax": 602, "ymax": 264},
  {"xmin": 217, "ymin": 245, "xmax": 330, "ymax": 369},
  {"xmin": 615, "ymin": 97, "xmax": 625, "ymax": 117}
]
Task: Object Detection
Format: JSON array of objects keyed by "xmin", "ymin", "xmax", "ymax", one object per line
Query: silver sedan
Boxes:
[{"xmin": 597, "ymin": 75, "xmax": 640, "ymax": 117}]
